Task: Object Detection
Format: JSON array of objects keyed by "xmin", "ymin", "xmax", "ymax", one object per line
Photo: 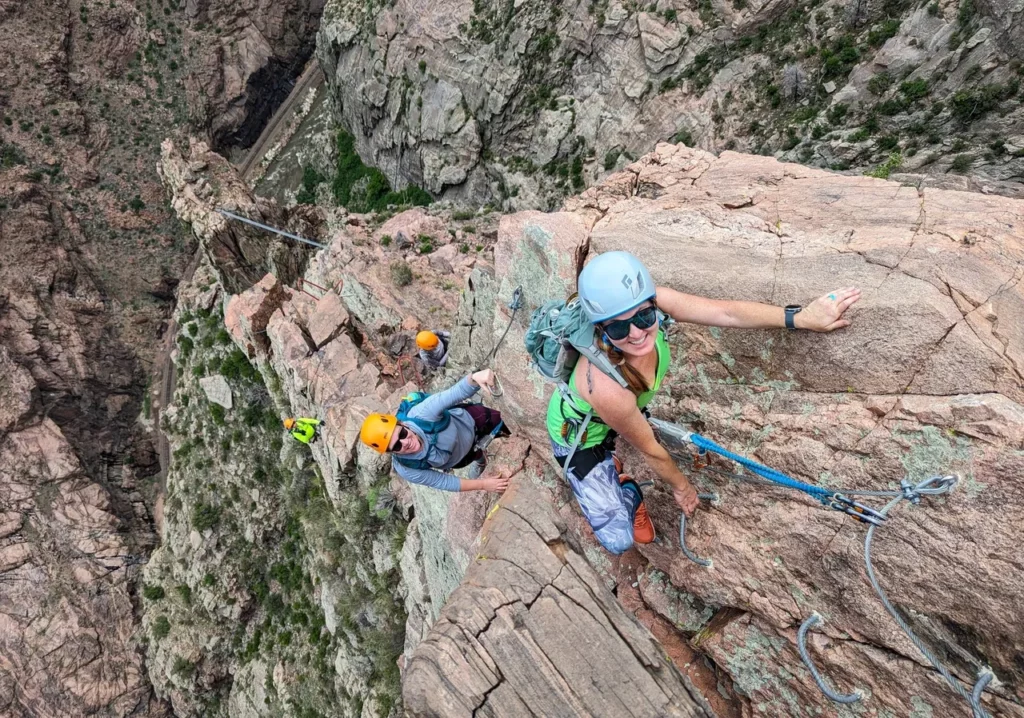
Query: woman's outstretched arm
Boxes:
[{"xmin": 656, "ymin": 286, "xmax": 861, "ymax": 331}]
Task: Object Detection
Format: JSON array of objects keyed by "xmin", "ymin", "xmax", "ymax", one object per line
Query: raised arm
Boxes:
[
  {"xmin": 656, "ymin": 286, "xmax": 861, "ymax": 331},
  {"xmin": 409, "ymin": 376, "xmax": 479, "ymax": 421},
  {"xmin": 408, "ymin": 370, "xmax": 496, "ymax": 422}
]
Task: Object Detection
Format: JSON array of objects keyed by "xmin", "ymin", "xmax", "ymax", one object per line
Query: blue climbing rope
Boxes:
[
  {"xmin": 652, "ymin": 419, "xmax": 887, "ymax": 524},
  {"xmin": 688, "ymin": 433, "xmax": 832, "ymax": 501}
]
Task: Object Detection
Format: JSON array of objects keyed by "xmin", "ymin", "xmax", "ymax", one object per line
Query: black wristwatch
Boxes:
[{"xmin": 784, "ymin": 305, "xmax": 802, "ymax": 330}]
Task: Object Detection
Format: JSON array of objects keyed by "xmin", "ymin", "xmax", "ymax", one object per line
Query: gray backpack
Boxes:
[{"xmin": 523, "ymin": 297, "xmax": 629, "ymax": 475}]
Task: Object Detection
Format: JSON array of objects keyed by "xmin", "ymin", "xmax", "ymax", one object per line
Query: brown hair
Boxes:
[{"xmin": 596, "ymin": 333, "xmax": 650, "ymax": 397}]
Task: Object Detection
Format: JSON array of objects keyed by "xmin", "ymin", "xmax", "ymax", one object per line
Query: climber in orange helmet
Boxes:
[
  {"xmin": 359, "ymin": 369, "xmax": 511, "ymax": 493},
  {"xmin": 284, "ymin": 417, "xmax": 322, "ymax": 445},
  {"xmin": 416, "ymin": 329, "xmax": 450, "ymax": 370}
]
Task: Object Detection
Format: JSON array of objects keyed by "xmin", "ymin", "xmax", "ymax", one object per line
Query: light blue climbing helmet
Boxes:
[{"xmin": 577, "ymin": 251, "xmax": 656, "ymax": 324}]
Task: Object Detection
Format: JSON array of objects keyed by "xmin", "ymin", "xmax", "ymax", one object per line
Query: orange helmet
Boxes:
[
  {"xmin": 360, "ymin": 413, "xmax": 398, "ymax": 453},
  {"xmin": 416, "ymin": 331, "xmax": 439, "ymax": 351},
  {"xmin": 283, "ymin": 418, "xmax": 296, "ymax": 430}
]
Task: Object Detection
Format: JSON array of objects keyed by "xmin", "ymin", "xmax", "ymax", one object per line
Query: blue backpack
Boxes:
[{"xmin": 392, "ymin": 392, "xmax": 465, "ymax": 471}]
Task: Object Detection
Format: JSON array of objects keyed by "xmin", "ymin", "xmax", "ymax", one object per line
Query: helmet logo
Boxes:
[{"xmin": 622, "ymin": 273, "xmax": 641, "ymax": 299}]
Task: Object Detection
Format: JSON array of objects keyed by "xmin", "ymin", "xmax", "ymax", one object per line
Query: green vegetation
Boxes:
[
  {"xmin": 820, "ymin": 36, "xmax": 860, "ymax": 80},
  {"xmin": 143, "ymin": 584, "xmax": 166, "ymax": 601},
  {"xmin": 866, "ymin": 151, "xmax": 902, "ymax": 179},
  {"xmin": 877, "ymin": 134, "xmax": 900, "ymax": 151},
  {"xmin": 176, "ymin": 584, "xmax": 193, "ymax": 605},
  {"xmin": 152, "ymin": 616, "xmax": 171, "ymax": 640},
  {"xmin": 867, "ymin": 72, "xmax": 892, "ymax": 95},
  {"xmin": 950, "ymin": 81, "xmax": 1020, "ymax": 123},
  {"xmin": 867, "ymin": 18, "xmax": 900, "ymax": 47},
  {"xmin": 390, "ymin": 260, "xmax": 413, "ymax": 287},
  {"xmin": 171, "ymin": 657, "xmax": 195, "ymax": 679},
  {"xmin": 332, "ymin": 130, "xmax": 431, "ymax": 213},
  {"xmin": 900, "ymin": 78, "xmax": 930, "ymax": 101},
  {"xmin": 827, "ymin": 104, "xmax": 849, "ymax": 124},
  {"xmin": 1, "ymin": 143, "xmax": 26, "ymax": 168},
  {"xmin": 209, "ymin": 403, "xmax": 225, "ymax": 425},
  {"xmin": 220, "ymin": 348, "xmax": 259, "ymax": 383},
  {"xmin": 296, "ymin": 166, "xmax": 324, "ymax": 205},
  {"xmin": 191, "ymin": 502, "xmax": 221, "ymax": 531},
  {"xmin": 950, "ymin": 153, "xmax": 973, "ymax": 173},
  {"xmin": 417, "ymin": 235, "xmax": 435, "ymax": 254},
  {"xmin": 603, "ymin": 148, "xmax": 622, "ymax": 170}
]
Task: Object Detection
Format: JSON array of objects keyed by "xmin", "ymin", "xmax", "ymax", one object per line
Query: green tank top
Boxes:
[{"xmin": 546, "ymin": 331, "xmax": 670, "ymax": 449}]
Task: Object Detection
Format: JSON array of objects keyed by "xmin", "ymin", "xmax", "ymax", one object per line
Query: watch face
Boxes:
[{"xmin": 785, "ymin": 305, "xmax": 801, "ymax": 311}]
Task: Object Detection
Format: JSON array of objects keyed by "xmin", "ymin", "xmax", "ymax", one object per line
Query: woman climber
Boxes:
[
  {"xmin": 359, "ymin": 369, "xmax": 512, "ymax": 493},
  {"xmin": 548, "ymin": 251, "xmax": 860, "ymax": 555}
]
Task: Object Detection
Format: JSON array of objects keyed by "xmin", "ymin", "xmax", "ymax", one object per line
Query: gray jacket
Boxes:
[{"xmin": 391, "ymin": 377, "xmax": 479, "ymax": 492}]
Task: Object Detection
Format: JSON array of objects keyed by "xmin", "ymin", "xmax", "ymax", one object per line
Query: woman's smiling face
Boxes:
[
  {"xmin": 603, "ymin": 302, "xmax": 659, "ymax": 358},
  {"xmin": 389, "ymin": 424, "xmax": 423, "ymax": 454}
]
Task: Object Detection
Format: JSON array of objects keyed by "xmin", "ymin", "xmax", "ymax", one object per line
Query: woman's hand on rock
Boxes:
[
  {"xmin": 480, "ymin": 474, "xmax": 509, "ymax": 493},
  {"xmin": 798, "ymin": 287, "xmax": 862, "ymax": 331},
  {"xmin": 673, "ymin": 481, "xmax": 700, "ymax": 517},
  {"xmin": 470, "ymin": 369, "xmax": 496, "ymax": 394}
]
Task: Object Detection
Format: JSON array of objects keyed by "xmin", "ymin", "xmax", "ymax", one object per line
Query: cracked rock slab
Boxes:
[
  {"xmin": 403, "ymin": 458, "xmax": 708, "ymax": 717},
  {"xmin": 199, "ymin": 374, "xmax": 233, "ymax": 409},
  {"xmin": 490, "ymin": 144, "xmax": 1024, "ymax": 717}
]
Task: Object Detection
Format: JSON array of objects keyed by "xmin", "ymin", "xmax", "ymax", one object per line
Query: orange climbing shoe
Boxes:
[{"xmin": 620, "ymin": 473, "xmax": 656, "ymax": 544}]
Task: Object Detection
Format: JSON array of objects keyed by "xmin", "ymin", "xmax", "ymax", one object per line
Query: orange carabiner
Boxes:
[{"xmin": 693, "ymin": 451, "xmax": 709, "ymax": 471}]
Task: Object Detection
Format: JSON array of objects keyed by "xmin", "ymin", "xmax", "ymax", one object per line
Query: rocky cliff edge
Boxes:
[
  {"xmin": 169, "ymin": 142, "xmax": 1023, "ymax": 717},
  {"xmin": 409, "ymin": 143, "xmax": 1024, "ymax": 717}
]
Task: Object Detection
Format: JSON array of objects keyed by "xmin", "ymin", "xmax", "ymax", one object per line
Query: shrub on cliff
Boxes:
[
  {"xmin": 332, "ymin": 130, "xmax": 432, "ymax": 213},
  {"xmin": 390, "ymin": 260, "xmax": 413, "ymax": 287},
  {"xmin": 152, "ymin": 616, "xmax": 171, "ymax": 640},
  {"xmin": 296, "ymin": 166, "xmax": 324, "ymax": 205}
]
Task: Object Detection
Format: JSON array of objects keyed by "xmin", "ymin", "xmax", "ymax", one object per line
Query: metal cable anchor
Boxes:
[{"xmin": 679, "ymin": 493, "xmax": 719, "ymax": 568}]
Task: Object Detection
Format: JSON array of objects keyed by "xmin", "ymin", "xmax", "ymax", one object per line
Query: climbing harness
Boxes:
[
  {"xmin": 216, "ymin": 209, "xmax": 328, "ymax": 249},
  {"xmin": 475, "ymin": 420, "xmax": 504, "ymax": 453},
  {"xmin": 650, "ymin": 417, "xmax": 997, "ymax": 718}
]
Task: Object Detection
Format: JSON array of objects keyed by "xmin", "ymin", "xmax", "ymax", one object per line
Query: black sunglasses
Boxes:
[
  {"xmin": 389, "ymin": 426, "xmax": 411, "ymax": 452},
  {"xmin": 602, "ymin": 305, "xmax": 659, "ymax": 341}
]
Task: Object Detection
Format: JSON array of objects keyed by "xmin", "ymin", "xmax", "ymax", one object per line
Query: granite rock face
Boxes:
[
  {"xmin": 402, "ymin": 447, "xmax": 709, "ymax": 718},
  {"xmin": 315, "ymin": 0, "xmax": 1024, "ymax": 209},
  {"xmin": 460, "ymin": 143, "xmax": 1024, "ymax": 717},
  {"xmin": 156, "ymin": 133, "xmax": 1023, "ymax": 717},
  {"xmin": 159, "ymin": 138, "xmax": 313, "ymax": 293},
  {"xmin": 183, "ymin": 0, "xmax": 325, "ymax": 150},
  {"xmin": 0, "ymin": 175, "xmax": 166, "ymax": 717}
]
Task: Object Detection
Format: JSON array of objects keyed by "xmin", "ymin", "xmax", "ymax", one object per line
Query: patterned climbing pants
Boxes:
[{"xmin": 552, "ymin": 438, "xmax": 642, "ymax": 555}]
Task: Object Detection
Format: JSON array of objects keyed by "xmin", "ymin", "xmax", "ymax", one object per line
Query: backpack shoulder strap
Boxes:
[
  {"xmin": 574, "ymin": 341, "xmax": 630, "ymax": 390},
  {"xmin": 400, "ymin": 413, "xmax": 452, "ymax": 437}
]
